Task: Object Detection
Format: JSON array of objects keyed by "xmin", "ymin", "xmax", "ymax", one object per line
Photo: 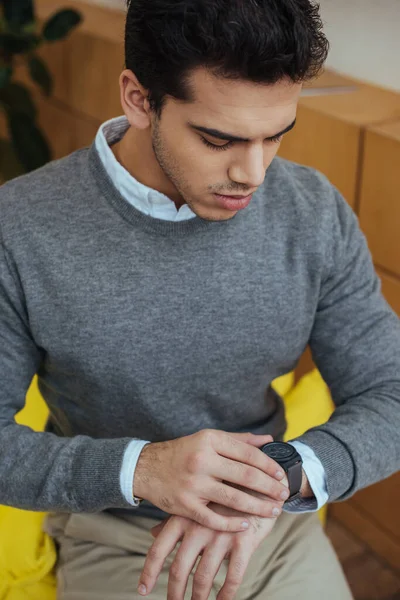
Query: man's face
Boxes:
[{"xmin": 150, "ymin": 68, "xmax": 302, "ymax": 221}]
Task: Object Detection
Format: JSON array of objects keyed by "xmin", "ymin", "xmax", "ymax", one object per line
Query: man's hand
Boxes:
[
  {"xmin": 137, "ymin": 495, "xmax": 286, "ymax": 600},
  {"xmin": 134, "ymin": 429, "xmax": 291, "ymax": 532}
]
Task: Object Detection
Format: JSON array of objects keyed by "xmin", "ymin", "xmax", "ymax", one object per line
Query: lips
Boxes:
[
  {"xmin": 217, "ymin": 193, "xmax": 253, "ymax": 199},
  {"xmin": 214, "ymin": 193, "xmax": 253, "ymax": 211}
]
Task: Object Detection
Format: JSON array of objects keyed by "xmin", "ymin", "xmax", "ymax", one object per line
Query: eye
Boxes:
[
  {"xmin": 200, "ymin": 137, "xmax": 234, "ymax": 151},
  {"xmin": 269, "ymin": 135, "xmax": 283, "ymax": 144}
]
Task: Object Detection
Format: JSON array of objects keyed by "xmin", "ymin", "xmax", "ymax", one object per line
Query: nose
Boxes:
[{"xmin": 228, "ymin": 144, "xmax": 267, "ymax": 189}]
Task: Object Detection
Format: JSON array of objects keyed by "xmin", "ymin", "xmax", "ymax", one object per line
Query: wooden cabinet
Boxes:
[
  {"xmin": 279, "ymin": 76, "xmax": 400, "ymax": 209},
  {"xmin": 359, "ymin": 121, "xmax": 400, "ymax": 278}
]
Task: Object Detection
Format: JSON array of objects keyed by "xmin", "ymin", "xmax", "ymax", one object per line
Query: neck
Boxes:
[{"xmin": 111, "ymin": 125, "xmax": 183, "ymax": 209}]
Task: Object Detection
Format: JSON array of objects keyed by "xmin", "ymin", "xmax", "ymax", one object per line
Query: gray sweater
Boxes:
[{"xmin": 0, "ymin": 143, "xmax": 399, "ymax": 515}]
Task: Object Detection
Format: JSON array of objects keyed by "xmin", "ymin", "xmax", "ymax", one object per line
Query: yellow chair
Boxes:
[{"xmin": 0, "ymin": 370, "xmax": 334, "ymax": 600}]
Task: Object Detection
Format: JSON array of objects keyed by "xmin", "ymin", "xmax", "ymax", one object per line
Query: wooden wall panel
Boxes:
[
  {"xmin": 330, "ymin": 495, "xmax": 400, "ymax": 573},
  {"xmin": 36, "ymin": 99, "xmax": 100, "ymax": 160},
  {"xmin": 36, "ymin": 0, "xmax": 125, "ymax": 123},
  {"xmin": 0, "ymin": 96, "xmax": 100, "ymax": 164},
  {"xmin": 61, "ymin": 34, "xmax": 123, "ymax": 122},
  {"xmin": 359, "ymin": 121, "xmax": 400, "ymax": 278},
  {"xmin": 279, "ymin": 107, "xmax": 360, "ymax": 208}
]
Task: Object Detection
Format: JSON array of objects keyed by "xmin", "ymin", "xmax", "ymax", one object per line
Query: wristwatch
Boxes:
[{"xmin": 260, "ymin": 441, "xmax": 303, "ymax": 503}]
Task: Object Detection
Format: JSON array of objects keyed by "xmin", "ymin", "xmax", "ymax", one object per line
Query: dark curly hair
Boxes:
[{"xmin": 125, "ymin": 0, "xmax": 329, "ymax": 116}]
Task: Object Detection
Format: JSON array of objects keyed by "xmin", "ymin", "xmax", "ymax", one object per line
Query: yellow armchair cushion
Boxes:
[
  {"xmin": 0, "ymin": 378, "xmax": 56, "ymax": 600},
  {"xmin": 0, "ymin": 507, "xmax": 56, "ymax": 600},
  {"xmin": 0, "ymin": 369, "xmax": 334, "ymax": 599},
  {"xmin": 280, "ymin": 369, "xmax": 334, "ymax": 442}
]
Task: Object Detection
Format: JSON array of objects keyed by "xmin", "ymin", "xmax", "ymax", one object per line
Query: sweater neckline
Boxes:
[{"xmin": 88, "ymin": 141, "xmax": 240, "ymax": 236}]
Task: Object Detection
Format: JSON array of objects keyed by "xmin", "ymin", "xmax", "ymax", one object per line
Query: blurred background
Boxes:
[{"xmin": 0, "ymin": 1, "xmax": 399, "ymax": 598}]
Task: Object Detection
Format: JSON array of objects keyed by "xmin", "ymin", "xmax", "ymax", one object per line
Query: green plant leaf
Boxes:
[
  {"xmin": 28, "ymin": 55, "xmax": 52, "ymax": 96},
  {"xmin": 8, "ymin": 113, "xmax": 51, "ymax": 172},
  {"xmin": 0, "ymin": 64, "xmax": 12, "ymax": 88},
  {"xmin": 1, "ymin": 0, "xmax": 35, "ymax": 28},
  {"xmin": 0, "ymin": 137, "xmax": 25, "ymax": 181},
  {"xmin": 0, "ymin": 32, "xmax": 39, "ymax": 55},
  {"xmin": 0, "ymin": 82, "xmax": 36, "ymax": 119},
  {"xmin": 42, "ymin": 9, "xmax": 82, "ymax": 42}
]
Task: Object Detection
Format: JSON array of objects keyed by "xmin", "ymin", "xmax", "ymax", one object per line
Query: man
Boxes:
[{"xmin": 0, "ymin": 0, "xmax": 399, "ymax": 598}]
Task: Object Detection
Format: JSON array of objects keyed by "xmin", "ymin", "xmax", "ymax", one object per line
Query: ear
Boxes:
[{"xmin": 119, "ymin": 69, "xmax": 152, "ymax": 130}]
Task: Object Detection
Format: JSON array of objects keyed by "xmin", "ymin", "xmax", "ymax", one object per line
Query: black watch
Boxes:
[{"xmin": 259, "ymin": 442, "xmax": 303, "ymax": 503}]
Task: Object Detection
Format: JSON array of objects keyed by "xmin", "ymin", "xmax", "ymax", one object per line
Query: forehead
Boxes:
[{"xmin": 175, "ymin": 67, "xmax": 302, "ymax": 137}]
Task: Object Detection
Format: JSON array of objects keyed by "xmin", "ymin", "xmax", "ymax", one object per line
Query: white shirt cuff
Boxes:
[{"xmin": 120, "ymin": 439, "xmax": 151, "ymax": 506}]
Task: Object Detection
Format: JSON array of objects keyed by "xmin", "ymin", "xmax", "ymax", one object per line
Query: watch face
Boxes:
[{"xmin": 261, "ymin": 442, "xmax": 296, "ymax": 461}]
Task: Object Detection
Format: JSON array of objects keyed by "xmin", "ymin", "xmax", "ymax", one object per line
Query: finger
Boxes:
[
  {"xmin": 139, "ymin": 518, "xmax": 185, "ymax": 596},
  {"xmin": 212, "ymin": 433, "xmax": 286, "ymax": 482},
  {"xmin": 167, "ymin": 531, "xmax": 208, "ymax": 600},
  {"xmin": 217, "ymin": 545, "xmax": 252, "ymax": 600},
  {"xmin": 212, "ymin": 455, "xmax": 289, "ymax": 502},
  {"xmin": 207, "ymin": 481, "xmax": 284, "ymax": 519},
  {"xmin": 150, "ymin": 520, "xmax": 168, "ymax": 538},
  {"xmin": 189, "ymin": 503, "xmax": 251, "ymax": 533},
  {"xmin": 225, "ymin": 432, "xmax": 274, "ymax": 446},
  {"xmin": 192, "ymin": 538, "xmax": 230, "ymax": 600}
]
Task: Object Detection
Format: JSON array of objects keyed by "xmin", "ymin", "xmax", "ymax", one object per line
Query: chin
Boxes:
[
  {"xmin": 186, "ymin": 197, "xmax": 235, "ymax": 222},
  {"xmin": 194, "ymin": 205, "xmax": 237, "ymax": 222}
]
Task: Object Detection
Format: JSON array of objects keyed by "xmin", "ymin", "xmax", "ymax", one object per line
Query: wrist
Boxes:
[
  {"xmin": 299, "ymin": 468, "xmax": 315, "ymax": 499},
  {"xmin": 132, "ymin": 443, "xmax": 153, "ymax": 500}
]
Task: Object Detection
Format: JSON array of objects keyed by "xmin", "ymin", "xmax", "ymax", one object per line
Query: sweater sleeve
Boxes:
[
  {"xmin": 0, "ymin": 235, "xmax": 133, "ymax": 513},
  {"xmin": 292, "ymin": 184, "xmax": 400, "ymax": 503}
]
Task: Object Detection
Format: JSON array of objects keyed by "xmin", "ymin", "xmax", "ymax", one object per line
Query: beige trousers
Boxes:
[{"xmin": 44, "ymin": 509, "xmax": 353, "ymax": 599}]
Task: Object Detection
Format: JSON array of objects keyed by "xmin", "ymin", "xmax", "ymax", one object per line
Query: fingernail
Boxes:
[
  {"xmin": 138, "ymin": 584, "xmax": 147, "ymax": 595},
  {"xmin": 241, "ymin": 521, "xmax": 249, "ymax": 529},
  {"xmin": 281, "ymin": 490, "xmax": 289, "ymax": 500},
  {"xmin": 275, "ymin": 470, "xmax": 285, "ymax": 479},
  {"xmin": 272, "ymin": 508, "xmax": 281, "ymax": 516}
]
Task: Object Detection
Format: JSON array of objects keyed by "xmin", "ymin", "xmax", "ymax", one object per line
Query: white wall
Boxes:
[
  {"xmin": 83, "ymin": 0, "xmax": 400, "ymax": 92},
  {"xmin": 84, "ymin": 0, "xmax": 125, "ymax": 8},
  {"xmin": 319, "ymin": 0, "xmax": 400, "ymax": 92}
]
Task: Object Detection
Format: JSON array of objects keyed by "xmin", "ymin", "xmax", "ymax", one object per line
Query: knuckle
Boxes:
[
  {"xmin": 193, "ymin": 571, "xmax": 210, "ymax": 587},
  {"xmin": 226, "ymin": 575, "xmax": 242, "ymax": 588},
  {"xmin": 147, "ymin": 546, "xmax": 160, "ymax": 562},
  {"xmin": 218, "ymin": 486, "xmax": 233, "ymax": 505},
  {"xmin": 140, "ymin": 568, "xmax": 153, "ymax": 582},
  {"xmin": 191, "ymin": 509, "xmax": 208, "ymax": 527},
  {"xmin": 244, "ymin": 444, "xmax": 256, "ymax": 462},
  {"xmin": 187, "ymin": 450, "xmax": 205, "ymax": 473},
  {"xmin": 242, "ymin": 466, "xmax": 256, "ymax": 486},
  {"xmin": 200, "ymin": 428, "xmax": 214, "ymax": 443},
  {"xmin": 227, "ymin": 434, "xmax": 239, "ymax": 449},
  {"xmin": 245, "ymin": 500, "xmax": 257, "ymax": 514},
  {"xmin": 169, "ymin": 562, "xmax": 184, "ymax": 581},
  {"xmin": 233, "ymin": 556, "xmax": 245, "ymax": 574},
  {"xmin": 272, "ymin": 481, "xmax": 286, "ymax": 498}
]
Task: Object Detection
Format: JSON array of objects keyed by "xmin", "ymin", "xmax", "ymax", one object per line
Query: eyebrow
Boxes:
[{"xmin": 188, "ymin": 118, "xmax": 297, "ymax": 143}]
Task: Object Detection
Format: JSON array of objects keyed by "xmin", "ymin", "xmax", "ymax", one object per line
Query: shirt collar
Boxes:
[{"xmin": 95, "ymin": 116, "xmax": 196, "ymax": 222}]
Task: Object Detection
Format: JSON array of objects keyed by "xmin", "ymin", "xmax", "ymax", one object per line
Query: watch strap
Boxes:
[{"xmin": 286, "ymin": 461, "xmax": 303, "ymax": 500}]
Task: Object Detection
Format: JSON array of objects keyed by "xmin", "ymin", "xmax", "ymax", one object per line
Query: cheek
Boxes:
[{"xmin": 181, "ymin": 144, "xmax": 228, "ymax": 179}]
